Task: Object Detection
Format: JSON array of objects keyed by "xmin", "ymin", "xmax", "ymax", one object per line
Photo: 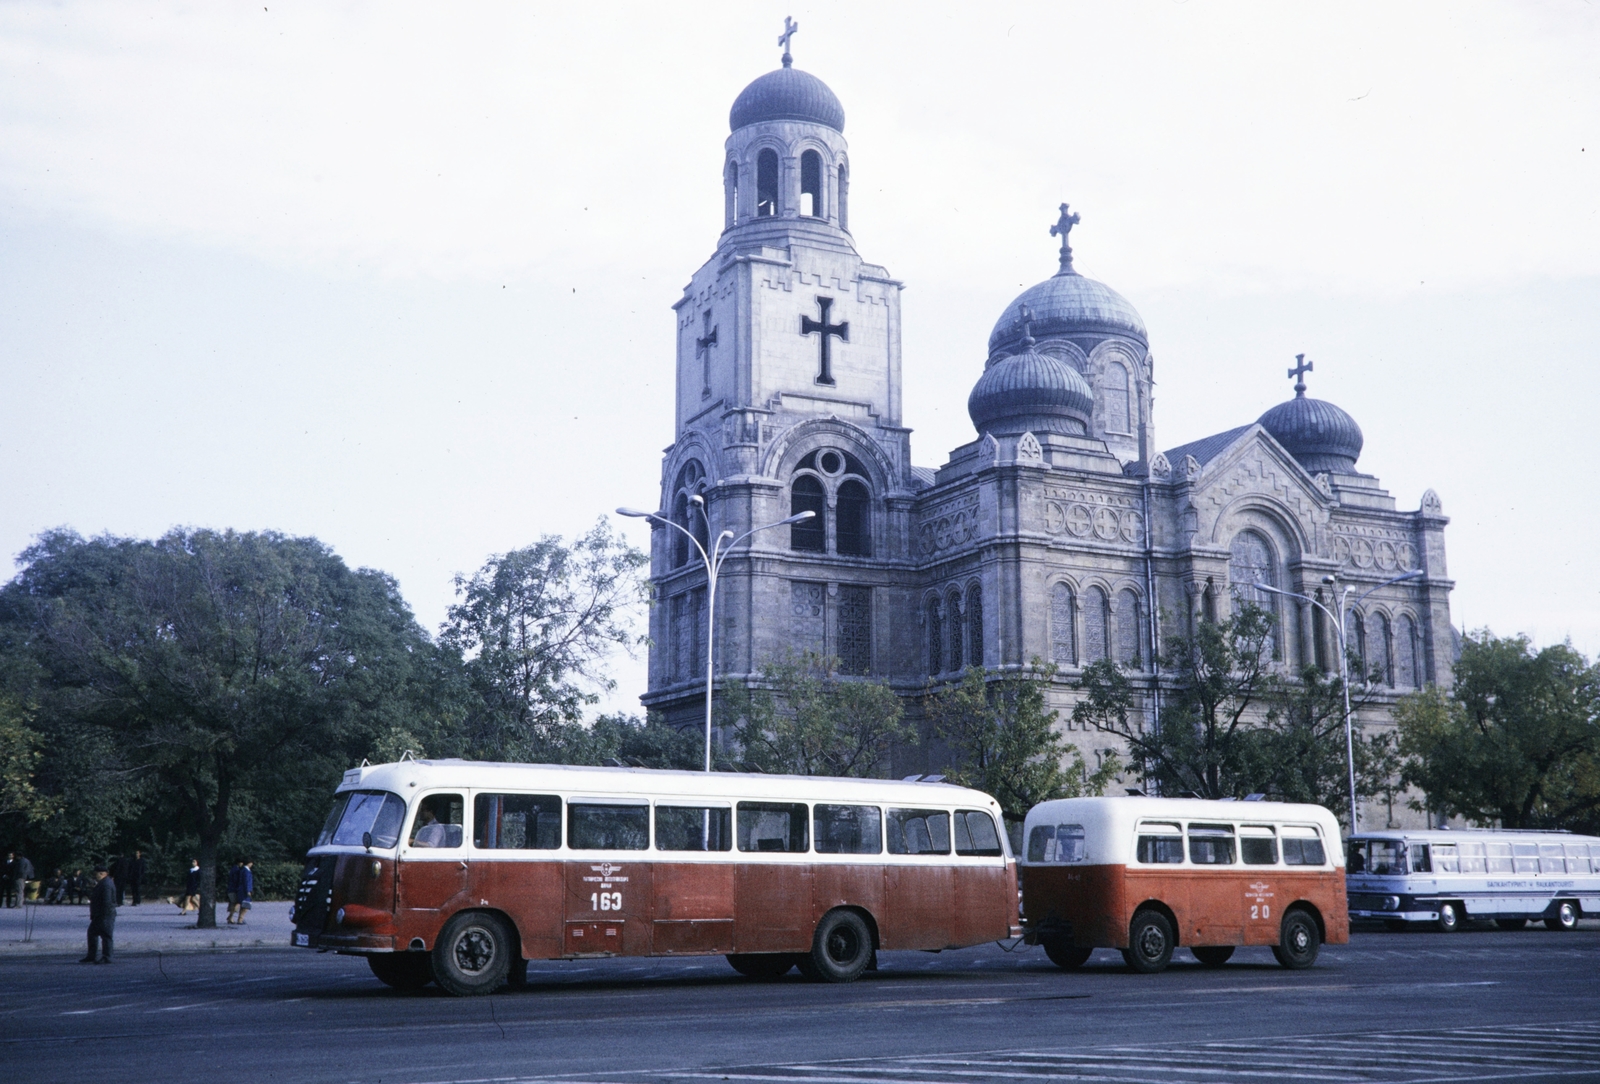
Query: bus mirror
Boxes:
[{"xmin": 363, "ymin": 832, "xmax": 373, "ymax": 853}]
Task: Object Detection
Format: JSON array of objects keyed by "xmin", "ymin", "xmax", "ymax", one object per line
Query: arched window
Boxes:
[
  {"xmin": 1229, "ymin": 531, "xmax": 1280, "ymax": 657},
  {"xmin": 1350, "ymin": 612, "xmax": 1367, "ymax": 677},
  {"xmin": 967, "ymin": 584, "xmax": 983, "ymax": 668},
  {"xmin": 838, "ymin": 163, "xmax": 849, "ymax": 230},
  {"xmin": 1374, "ymin": 613, "xmax": 1393, "ymax": 686},
  {"xmin": 1116, "ymin": 589, "xmax": 1142, "ymax": 668},
  {"xmin": 724, "ymin": 160, "xmax": 738, "ymax": 229},
  {"xmin": 1050, "ymin": 584, "xmax": 1076, "ymax": 665},
  {"xmin": 1313, "ymin": 589, "xmax": 1331, "ymax": 672},
  {"xmin": 670, "ymin": 460, "xmax": 707, "ymax": 568},
  {"xmin": 800, "ymin": 150, "xmax": 823, "ymax": 218},
  {"xmin": 927, "ymin": 598, "xmax": 943, "ymax": 676},
  {"xmin": 1397, "ymin": 615, "xmax": 1420, "ymax": 687},
  {"xmin": 790, "ymin": 475, "xmax": 826, "ymax": 551},
  {"xmin": 1085, "ymin": 587, "xmax": 1110, "ymax": 661},
  {"xmin": 947, "ymin": 590, "xmax": 964, "ymax": 672},
  {"xmin": 756, "ymin": 149, "xmax": 779, "ymax": 217},
  {"xmin": 836, "ymin": 479, "xmax": 871, "ymax": 556},
  {"xmin": 1103, "ymin": 361, "xmax": 1132, "ymax": 434}
]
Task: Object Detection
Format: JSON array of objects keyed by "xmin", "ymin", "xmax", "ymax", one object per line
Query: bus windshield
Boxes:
[
  {"xmin": 1350, "ymin": 839, "xmax": 1405, "ymax": 875},
  {"xmin": 318, "ymin": 790, "xmax": 406, "ymax": 849}
]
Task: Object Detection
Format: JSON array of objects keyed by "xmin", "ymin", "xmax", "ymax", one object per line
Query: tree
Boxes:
[
  {"xmin": 0, "ymin": 528, "xmax": 444, "ymax": 927},
  {"xmin": 721, "ymin": 652, "xmax": 912, "ymax": 777},
  {"xmin": 927, "ymin": 662, "xmax": 1119, "ymax": 826},
  {"xmin": 583, "ymin": 712, "xmax": 703, "ymax": 771},
  {"xmin": 0, "ymin": 696, "xmax": 57, "ymax": 825},
  {"xmin": 440, "ymin": 520, "xmax": 649, "ymax": 761},
  {"xmin": 1396, "ymin": 632, "xmax": 1600, "ymax": 830}
]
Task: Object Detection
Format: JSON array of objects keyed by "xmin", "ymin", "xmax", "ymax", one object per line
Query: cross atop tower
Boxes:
[
  {"xmin": 1050, "ymin": 203, "xmax": 1081, "ymax": 274},
  {"xmin": 778, "ymin": 16, "xmax": 798, "ymax": 68},
  {"xmin": 1288, "ymin": 353, "xmax": 1313, "ymax": 398}
]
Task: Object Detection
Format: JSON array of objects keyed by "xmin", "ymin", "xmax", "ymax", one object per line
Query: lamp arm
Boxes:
[{"xmin": 645, "ymin": 513, "xmax": 713, "ymax": 578}]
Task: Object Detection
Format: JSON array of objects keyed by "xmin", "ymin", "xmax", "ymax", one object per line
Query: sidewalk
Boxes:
[{"xmin": 0, "ymin": 899, "xmax": 297, "ymax": 956}]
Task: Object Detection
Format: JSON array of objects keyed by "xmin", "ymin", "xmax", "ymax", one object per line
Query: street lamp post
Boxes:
[
  {"xmin": 617, "ymin": 501, "xmax": 815, "ymax": 772},
  {"xmin": 1251, "ymin": 568, "xmax": 1423, "ymax": 833}
]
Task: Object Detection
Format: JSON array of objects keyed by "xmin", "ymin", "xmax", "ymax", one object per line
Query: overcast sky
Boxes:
[{"xmin": 3, "ymin": 2, "xmax": 1597, "ymax": 714}]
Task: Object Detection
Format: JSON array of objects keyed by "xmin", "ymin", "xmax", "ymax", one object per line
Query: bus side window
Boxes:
[
  {"xmin": 953, "ymin": 811, "xmax": 1004, "ymax": 857},
  {"xmin": 1512, "ymin": 843, "xmax": 1538, "ymax": 874},
  {"xmin": 1282, "ymin": 826, "xmax": 1326, "ymax": 866},
  {"xmin": 1433, "ymin": 844, "xmax": 1459, "ymax": 873},
  {"xmin": 410, "ymin": 794, "xmax": 464, "ymax": 849},
  {"xmin": 1137, "ymin": 823, "xmax": 1184, "ymax": 864},
  {"xmin": 814, "ymin": 804, "xmax": 882, "ymax": 855},
  {"xmin": 569, "ymin": 803, "xmax": 649, "ymax": 851},
  {"xmin": 655, "ymin": 806, "xmax": 732, "ymax": 852},
  {"xmin": 1409, "ymin": 843, "xmax": 1431, "ymax": 873},
  {"xmin": 1459, "ymin": 842, "xmax": 1487, "ymax": 874},
  {"xmin": 1485, "ymin": 842, "xmax": 1513, "ymax": 874},
  {"xmin": 887, "ymin": 809, "xmax": 951, "ymax": 855},
  {"xmin": 1240, "ymin": 827, "xmax": 1277, "ymax": 865},
  {"xmin": 737, "ymin": 802, "xmax": 809, "ymax": 853},
  {"xmin": 474, "ymin": 793, "xmax": 561, "ymax": 850},
  {"xmin": 1565, "ymin": 843, "xmax": 1592, "ymax": 874},
  {"xmin": 1188, "ymin": 824, "xmax": 1236, "ymax": 865}
]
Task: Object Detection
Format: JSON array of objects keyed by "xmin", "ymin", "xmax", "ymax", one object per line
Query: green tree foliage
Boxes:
[
  {"xmin": 0, "ymin": 695, "xmax": 57, "ymax": 824},
  {"xmin": 440, "ymin": 520, "xmax": 649, "ymax": 761},
  {"xmin": 1396, "ymin": 632, "xmax": 1600, "ymax": 831},
  {"xmin": 720, "ymin": 652, "xmax": 912, "ymax": 777},
  {"xmin": 0, "ymin": 528, "xmax": 450, "ymax": 926},
  {"xmin": 927, "ymin": 662, "xmax": 1119, "ymax": 825},
  {"xmin": 584, "ymin": 713, "xmax": 704, "ymax": 771}
]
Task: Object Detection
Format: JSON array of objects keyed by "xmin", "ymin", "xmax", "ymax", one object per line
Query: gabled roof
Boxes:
[{"xmin": 1163, "ymin": 425, "xmax": 1251, "ymax": 469}]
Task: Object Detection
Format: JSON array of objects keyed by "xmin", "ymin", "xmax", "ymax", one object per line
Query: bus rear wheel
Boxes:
[
  {"xmin": 432, "ymin": 911, "xmax": 513, "ymax": 996},
  {"xmin": 1121, "ymin": 910, "xmax": 1175, "ymax": 974},
  {"xmin": 1042, "ymin": 936, "xmax": 1093, "ymax": 970},
  {"xmin": 1272, "ymin": 910, "xmax": 1320, "ymax": 969},
  {"xmin": 367, "ymin": 951, "xmax": 433, "ymax": 990},
  {"xmin": 1544, "ymin": 902, "xmax": 1579, "ymax": 931},
  {"xmin": 1435, "ymin": 902, "xmax": 1462, "ymax": 933},
  {"xmin": 1191, "ymin": 946, "xmax": 1235, "ymax": 967},
  {"xmin": 726, "ymin": 953, "xmax": 796, "ymax": 980},
  {"xmin": 798, "ymin": 909, "xmax": 874, "ymax": 983}
]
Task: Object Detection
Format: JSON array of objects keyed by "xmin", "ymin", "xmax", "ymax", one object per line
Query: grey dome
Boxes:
[
  {"xmin": 1258, "ymin": 393, "xmax": 1364, "ymax": 474},
  {"xmin": 730, "ymin": 66, "xmax": 845, "ymax": 132},
  {"xmin": 968, "ymin": 348, "xmax": 1094, "ymax": 437},
  {"xmin": 989, "ymin": 271, "xmax": 1147, "ymax": 357}
]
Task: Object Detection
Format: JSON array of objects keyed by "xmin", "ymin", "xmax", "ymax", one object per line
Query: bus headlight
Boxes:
[
  {"xmin": 336, "ymin": 907, "xmax": 346, "ymax": 925},
  {"xmin": 1382, "ymin": 896, "xmax": 1401, "ymax": 911}
]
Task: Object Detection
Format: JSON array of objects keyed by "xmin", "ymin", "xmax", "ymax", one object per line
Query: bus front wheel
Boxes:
[
  {"xmin": 1436, "ymin": 902, "xmax": 1462, "ymax": 933},
  {"xmin": 1545, "ymin": 901, "xmax": 1579, "ymax": 931},
  {"xmin": 433, "ymin": 911, "xmax": 513, "ymax": 996},
  {"xmin": 1191, "ymin": 946, "xmax": 1234, "ymax": 967},
  {"xmin": 367, "ymin": 951, "xmax": 433, "ymax": 990},
  {"xmin": 1042, "ymin": 936, "xmax": 1093, "ymax": 970},
  {"xmin": 726, "ymin": 953, "xmax": 795, "ymax": 980},
  {"xmin": 799, "ymin": 909, "xmax": 874, "ymax": 983},
  {"xmin": 1121, "ymin": 910, "xmax": 1175, "ymax": 974},
  {"xmin": 1272, "ymin": 910, "xmax": 1320, "ymax": 969}
]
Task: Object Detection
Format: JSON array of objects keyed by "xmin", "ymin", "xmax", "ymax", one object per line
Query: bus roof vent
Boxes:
[
  {"xmin": 922, "ymin": 774, "xmax": 946, "ymax": 783},
  {"xmin": 1244, "ymin": 793, "xmax": 1266, "ymax": 801},
  {"xmin": 902, "ymin": 774, "xmax": 923, "ymax": 782}
]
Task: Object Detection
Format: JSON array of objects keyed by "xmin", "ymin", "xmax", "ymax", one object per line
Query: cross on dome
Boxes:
[
  {"xmin": 1288, "ymin": 354, "xmax": 1314, "ymax": 398},
  {"xmin": 1050, "ymin": 203, "xmax": 1081, "ymax": 274},
  {"xmin": 778, "ymin": 16, "xmax": 799, "ymax": 68}
]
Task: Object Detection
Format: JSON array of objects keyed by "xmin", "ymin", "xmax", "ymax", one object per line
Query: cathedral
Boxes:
[{"xmin": 638, "ymin": 39, "xmax": 1454, "ymax": 827}]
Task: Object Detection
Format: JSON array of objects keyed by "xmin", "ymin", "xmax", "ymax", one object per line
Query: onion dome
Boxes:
[
  {"xmin": 968, "ymin": 316, "xmax": 1094, "ymax": 437},
  {"xmin": 730, "ymin": 64, "xmax": 845, "ymax": 133},
  {"xmin": 1257, "ymin": 357, "xmax": 1364, "ymax": 473}
]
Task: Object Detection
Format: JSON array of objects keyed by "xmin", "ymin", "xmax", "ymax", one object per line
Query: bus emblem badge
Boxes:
[{"xmin": 595, "ymin": 863, "xmax": 622, "ymax": 878}]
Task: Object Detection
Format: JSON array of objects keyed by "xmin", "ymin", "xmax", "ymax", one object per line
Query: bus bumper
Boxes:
[
  {"xmin": 291, "ymin": 930, "xmax": 397, "ymax": 952},
  {"xmin": 1350, "ymin": 909, "xmax": 1438, "ymax": 923}
]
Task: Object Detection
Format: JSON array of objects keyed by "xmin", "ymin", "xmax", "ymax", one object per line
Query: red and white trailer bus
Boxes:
[
  {"xmin": 1020, "ymin": 796, "xmax": 1348, "ymax": 973},
  {"xmin": 291, "ymin": 759, "xmax": 1020, "ymax": 994}
]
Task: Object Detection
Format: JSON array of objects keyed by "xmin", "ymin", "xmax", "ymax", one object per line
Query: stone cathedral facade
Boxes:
[{"xmin": 639, "ymin": 49, "xmax": 1454, "ymax": 825}]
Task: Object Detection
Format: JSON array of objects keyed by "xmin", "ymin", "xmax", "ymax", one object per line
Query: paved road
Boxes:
[{"xmin": 4, "ymin": 927, "xmax": 1598, "ymax": 1084}]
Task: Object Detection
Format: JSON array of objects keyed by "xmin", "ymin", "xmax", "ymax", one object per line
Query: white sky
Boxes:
[{"xmin": 3, "ymin": 1, "xmax": 1598, "ymax": 714}]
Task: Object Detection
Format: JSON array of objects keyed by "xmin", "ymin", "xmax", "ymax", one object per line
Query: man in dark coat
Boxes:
[
  {"xmin": 128, "ymin": 850, "xmax": 146, "ymax": 906},
  {"xmin": 81, "ymin": 865, "xmax": 116, "ymax": 963},
  {"xmin": 110, "ymin": 855, "xmax": 129, "ymax": 906}
]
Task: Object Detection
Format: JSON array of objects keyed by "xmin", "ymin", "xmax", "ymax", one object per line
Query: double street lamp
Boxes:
[
  {"xmin": 617, "ymin": 500, "xmax": 815, "ymax": 772},
  {"xmin": 1251, "ymin": 568, "xmax": 1423, "ymax": 833}
]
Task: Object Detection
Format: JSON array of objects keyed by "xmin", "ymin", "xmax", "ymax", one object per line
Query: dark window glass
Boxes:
[
  {"xmin": 407, "ymin": 794, "xmax": 464, "ymax": 849},
  {"xmin": 791, "ymin": 475, "xmax": 826, "ymax": 551},
  {"xmin": 1085, "ymin": 586, "xmax": 1109, "ymax": 660},
  {"xmin": 800, "ymin": 149, "xmax": 823, "ymax": 217},
  {"xmin": 1411, "ymin": 843, "xmax": 1433, "ymax": 873},
  {"xmin": 1027, "ymin": 823, "xmax": 1087, "ymax": 863},
  {"xmin": 947, "ymin": 592, "xmax": 964, "ymax": 671},
  {"xmin": 954, "ymin": 810, "xmax": 1003, "ymax": 857},
  {"xmin": 1283, "ymin": 831, "xmax": 1326, "ymax": 866},
  {"xmin": 836, "ymin": 480, "xmax": 871, "ymax": 556},
  {"xmin": 927, "ymin": 597, "xmax": 943, "ymax": 675},
  {"xmin": 1050, "ymin": 584, "xmax": 1076, "ymax": 665},
  {"xmin": 655, "ymin": 806, "xmax": 732, "ymax": 852},
  {"xmin": 967, "ymin": 585, "xmax": 984, "ymax": 667},
  {"xmin": 814, "ymin": 804, "xmax": 882, "ymax": 854},
  {"xmin": 737, "ymin": 802, "xmax": 808, "ymax": 852},
  {"xmin": 568, "ymin": 804, "xmax": 649, "ymax": 851},
  {"xmin": 1188, "ymin": 824, "xmax": 1236, "ymax": 865},
  {"xmin": 887, "ymin": 808, "xmax": 951, "ymax": 855},
  {"xmin": 1241, "ymin": 834, "xmax": 1278, "ymax": 865},
  {"xmin": 756, "ymin": 148, "xmax": 779, "ymax": 217},
  {"xmin": 1137, "ymin": 825, "xmax": 1184, "ymax": 864},
  {"xmin": 474, "ymin": 794, "xmax": 561, "ymax": 850},
  {"xmin": 837, "ymin": 585, "xmax": 872, "ymax": 676}
]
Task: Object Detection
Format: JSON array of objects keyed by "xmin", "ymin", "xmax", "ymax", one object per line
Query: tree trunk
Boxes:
[{"xmin": 195, "ymin": 830, "xmax": 221, "ymax": 929}]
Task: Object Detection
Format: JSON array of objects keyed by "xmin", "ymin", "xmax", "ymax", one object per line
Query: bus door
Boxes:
[
  {"xmin": 1185, "ymin": 823, "xmax": 1244, "ymax": 944},
  {"xmin": 397, "ymin": 792, "xmax": 468, "ymax": 911},
  {"xmin": 564, "ymin": 800, "xmax": 652, "ymax": 956},
  {"xmin": 883, "ymin": 808, "xmax": 954, "ymax": 949},
  {"xmin": 733, "ymin": 801, "xmax": 813, "ymax": 953},
  {"xmin": 471, "ymin": 792, "xmax": 564, "ymax": 959},
  {"xmin": 1239, "ymin": 825, "xmax": 1281, "ymax": 944},
  {"xmin": 650, "ymin": 804, "xmax": 735, "ymax": 955}
]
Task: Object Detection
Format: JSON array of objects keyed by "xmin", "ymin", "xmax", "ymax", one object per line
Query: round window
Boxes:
[{"xmin": 819, "ymin": 451, "xmax": 843, "ymax": 475}]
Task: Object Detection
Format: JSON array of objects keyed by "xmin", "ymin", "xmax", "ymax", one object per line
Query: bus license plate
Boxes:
[{"xmin": 294, "ymin": 932, "xmax": 309, "ymax": 946}]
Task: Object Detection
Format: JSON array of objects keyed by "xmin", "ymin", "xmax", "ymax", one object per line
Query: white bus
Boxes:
[
  {"xmin": 291, "ymin": 759, "xmax": 1020, "ymax": 994},
  {"xmin": 1347, "ymin": 829, "xmax": 1600, "ymax": 932}
]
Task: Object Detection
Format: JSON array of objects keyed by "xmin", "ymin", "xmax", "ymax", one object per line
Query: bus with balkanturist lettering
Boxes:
[
  {"xmin": 290, "ymin": 758, "xmax": 1020, "ymax": 995},
  {"xmin": 1346, "ymin": 828, "xmax": 1600, "ymax": 932},
  {"xmin": 1018, "ymin": 796, "xmax": 1348, "ymax": 973}
]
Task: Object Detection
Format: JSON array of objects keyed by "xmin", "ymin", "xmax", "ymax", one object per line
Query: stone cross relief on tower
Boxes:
[{"xmin": 800, "ymin": 296, "xmax": 849, "ymax": 386}]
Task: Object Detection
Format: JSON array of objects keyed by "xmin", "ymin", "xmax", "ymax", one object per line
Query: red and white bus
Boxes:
[
  {"xmin": 291, "ymin": 759, "xmax": 1020, "ymax": 994},
  {"xmin": 1020, "ymin": 796, "xmax": 1348, "ymax": 972}
]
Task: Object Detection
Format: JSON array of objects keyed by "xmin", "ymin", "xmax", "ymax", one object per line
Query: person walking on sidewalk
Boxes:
[
  {"xmin": 128, "ymin": 850, "xmax": 146, "ymax": 906},
  {"xmin": 81, "ymin": 865, "xmax": 117, "ymax": 964},
  {"xmin": 236, "ymin": 859, "xmax": 254, "ymax": 925},
  {"xmin": 180, "ymin": 858, "xmax": 200, "ymax": 913}
]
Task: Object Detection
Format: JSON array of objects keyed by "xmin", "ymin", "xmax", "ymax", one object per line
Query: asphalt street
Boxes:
[{"xmin": 3, "ymin": 926, "xmax": 1598, "ymax": 1084}]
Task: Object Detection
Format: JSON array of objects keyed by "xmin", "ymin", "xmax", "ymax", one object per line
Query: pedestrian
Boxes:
[
  {"xmin": 68, "ymin": 869, "xmax": 88, "ymax": 905},
  {"xmin": 45, "ymin": 869, "xmax": 68, "ymax": 904},
  {"xmin": 236, "ymin": 859, "xmax": 254, "ymax": 925},
  {"xmin": 128, "ymin": 849, "xmax": 146, "ymax": 906},
  {"xmin": 225, "ymin": 859, "xmax": 242, "ymax": 924},
  {"xmin": 6, "ymin": 851, "xmax": 33, "ymax": 908},
  {"xmin": 80, "ymin": 864, "xmax": 116, "ymax": 964},
  {"xmin": 180, "ymin": 858, "xmax": 200, "ymax": 913},
  {"xmin": 110, "ymin": 854, "xmax": 128, "ymax": 906},
  {"xmin": 2, "ymin": 852, "xmax": 17, "ymax": 907}
]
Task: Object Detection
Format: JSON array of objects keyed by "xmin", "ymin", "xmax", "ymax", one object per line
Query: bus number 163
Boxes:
[{"xmin": 592, "ymin": 892, "xmax": 622, "ymax": 911}]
